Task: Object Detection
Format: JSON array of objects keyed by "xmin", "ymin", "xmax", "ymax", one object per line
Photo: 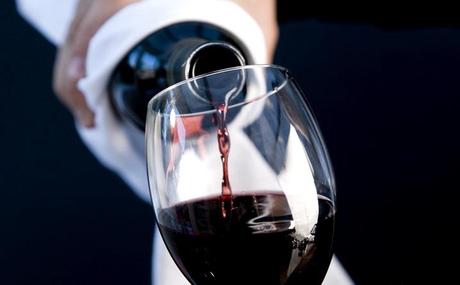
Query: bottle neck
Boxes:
[{"xmin": 109, "ymin": 22, "xmax": 250, "ymax": 131}]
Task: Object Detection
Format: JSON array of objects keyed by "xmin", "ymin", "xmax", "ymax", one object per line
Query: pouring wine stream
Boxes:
[{"xmin": 216, "ymin": 87, "xmax": 239, "ymax": 219}]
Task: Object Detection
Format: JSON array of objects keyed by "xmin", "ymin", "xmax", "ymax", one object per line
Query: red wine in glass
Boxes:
[
  {"xmin": 158, "ymin": 103, "xmax": 335, "ymax": 285},
  {"xmin": 148, "ymin": 65, "xmax": 336, "ymax": 285},
  {"xmin": 157, "ymin": 193, "xmax": 334, "ymax": 285}
]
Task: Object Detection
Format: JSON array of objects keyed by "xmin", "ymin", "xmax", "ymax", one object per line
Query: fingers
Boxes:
[
  {"xmin": 66, "ymin": 57, "xmax": 95, "ymax": 129},
  {"xmin": 53, "ymin": 39, "xmax": 95, "ymax": 128},
  {"xmin": 52, "ymin": 0, "xmax": 138, "ymax": 128},
  {"xmin": 53, "ymin": 0, "xmax": 95, "ymax": 128}
]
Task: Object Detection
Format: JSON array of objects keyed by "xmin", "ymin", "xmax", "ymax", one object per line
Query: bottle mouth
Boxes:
[
  {"xmin": 166, "ymin": 39, "xmax": 247, "ymax": 88},
  {"xmin": 185, "ymin": 42, "xmax": 246, "ymax": 79}
]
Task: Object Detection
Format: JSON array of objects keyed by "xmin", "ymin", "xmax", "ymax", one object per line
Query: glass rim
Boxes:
[{"xmin": 147, "ymin": 64, "xmax": 291, "ymax": 116}]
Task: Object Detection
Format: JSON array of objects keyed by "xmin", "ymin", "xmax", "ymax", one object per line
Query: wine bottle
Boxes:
[{"xmin": 109, "ymin": 21, "xmax": 250, "ymax": 132}]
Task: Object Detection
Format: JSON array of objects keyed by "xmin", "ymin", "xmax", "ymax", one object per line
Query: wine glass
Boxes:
[{"xmin": 146, "ymin": 65, "xmax": 336, "ymax": 285}]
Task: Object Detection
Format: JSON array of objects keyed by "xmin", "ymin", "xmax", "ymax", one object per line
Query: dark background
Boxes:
[{"xmin": 1, "ymin": 1, "xmax": 459, "ymax": 284}]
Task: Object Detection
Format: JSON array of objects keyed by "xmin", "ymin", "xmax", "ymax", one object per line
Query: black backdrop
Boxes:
[
  {"xmin": 1, "ymin": 1, "xmax": 459, "ymax": 284},
  {"xmin": 0, "ymin": 2, "xmax": 153, "ymax": 284}
]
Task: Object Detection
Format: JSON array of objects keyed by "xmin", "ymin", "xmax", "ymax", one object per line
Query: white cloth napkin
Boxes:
[{"xmin": 16, "ymin": 1, "xmax": 354, "ymax": 284}]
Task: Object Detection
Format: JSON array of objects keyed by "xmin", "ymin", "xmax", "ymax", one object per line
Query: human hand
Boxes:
[
  {"xmin": 53, "ymin": 0, "xmax": 278, "ymax": 129},
  {"xmin": 53, "ymin": 0, "xmax": 139, "ymax": 128},
  {"xmin": 233, "ymin": 0, "xmax": 278, "ymax": 61}
]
